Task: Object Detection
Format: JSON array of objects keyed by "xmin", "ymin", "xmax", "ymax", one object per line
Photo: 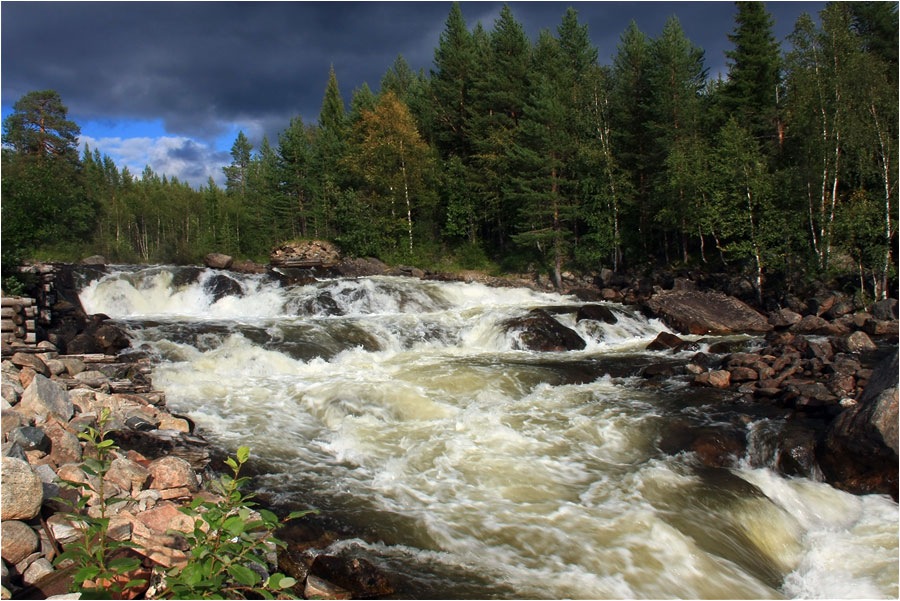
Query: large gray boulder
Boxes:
[
  {"xmin": 1, "ymin": 457, "xmax": 43, "ymax": 520},
  {"xmin": 19, "ymin": 374, "xmax": 73, "ymax": 421},
  {"xmin": 643, "ymin": 290, "xmax": 772, "ymax": 335},
  {"xmin": 817, "ymin": 350, "xmax": 898, "ymax": 499}
]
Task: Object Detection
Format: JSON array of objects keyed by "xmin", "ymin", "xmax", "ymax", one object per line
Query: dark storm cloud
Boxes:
[{"xmin": 2, "ymin": 1, "xmax": 822, "ymax": 185}]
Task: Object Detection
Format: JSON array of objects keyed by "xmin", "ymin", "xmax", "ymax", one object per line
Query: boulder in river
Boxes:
[
  {"xmin": 643, "ymin": 290, "xmax": 772, "ymax": 335},
  {"xmin": 204, "ymin": 252, "xmax": 234, "ymax": 270},
  {"xmin": 817, "ymin": 350, "xmax": 898, "ymax": 499},
  {"xmin": 203, "ymin": 273, "xmax": 244, "ymax": 303},
  {"xmin": 503, "ymin": 309, "xmax": 586, "ymax": 352}
]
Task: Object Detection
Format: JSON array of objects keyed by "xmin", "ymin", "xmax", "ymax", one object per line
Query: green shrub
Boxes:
[
  {"xmin": 54, "ymin": 407, "xmax": 147, "ymax": 599},
  {"xmin": 161, "ymin": 446, "xmax": 314, "ymax": 599},
  {"xmin": 55, "ymin": 413, "xmax": 313, "ymax": 599}
]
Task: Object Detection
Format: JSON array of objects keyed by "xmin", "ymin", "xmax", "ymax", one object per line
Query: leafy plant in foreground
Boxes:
[
  {"xmin": 162, "ymin": 446, "xmax": 315, "ymax": 599},
  {"xmin": 54, "ymin": 407, "xmax": 147, "ymax": 599}
]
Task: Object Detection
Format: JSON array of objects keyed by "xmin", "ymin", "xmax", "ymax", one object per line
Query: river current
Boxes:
[{"xmin": 78, "ymin": 265, "xmax": 898, "ymax": 599}]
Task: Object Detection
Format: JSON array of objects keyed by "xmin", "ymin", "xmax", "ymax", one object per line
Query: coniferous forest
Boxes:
[{"xmin": 2, "ymin": 2, "xmax": 897, "ymax": 304}]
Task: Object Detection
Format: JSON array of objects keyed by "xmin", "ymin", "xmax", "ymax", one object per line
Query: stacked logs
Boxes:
[{"xmin": 1, "ymin": 298, "xmax": 37, "ymax": 346}]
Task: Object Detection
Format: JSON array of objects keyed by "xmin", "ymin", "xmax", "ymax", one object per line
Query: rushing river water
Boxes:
[{"xmin": 78, "ymin": 265, "xmax": 898, "ymax": 599}]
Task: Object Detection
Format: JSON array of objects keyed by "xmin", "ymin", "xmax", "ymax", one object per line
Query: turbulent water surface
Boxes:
[{"xmin": 79, "ymin": 265, "xmax": 898, "ymax": 599}]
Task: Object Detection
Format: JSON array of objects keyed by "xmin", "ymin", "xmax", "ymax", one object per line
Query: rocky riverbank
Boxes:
[{"xmin": 1, "ymin": 246, "xmax": 897, "ymax": 598}]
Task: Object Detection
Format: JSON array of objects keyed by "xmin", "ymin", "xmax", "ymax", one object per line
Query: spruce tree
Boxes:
[
  {"xmin": 721, "ymin": 2, "xmax": 782, "ymax": 147},
  {"xmin": 430, "ymin": 2, "xmax": 476, "ymax": 159}
]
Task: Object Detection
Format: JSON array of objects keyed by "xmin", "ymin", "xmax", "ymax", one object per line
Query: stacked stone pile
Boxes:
[
  {"xmin": 643, "ymin": 294, "xmax": 898, "ymax": 498},
  {"xmin": 0, "ymin": 345, "xmax": 208, "ymax": 598}
]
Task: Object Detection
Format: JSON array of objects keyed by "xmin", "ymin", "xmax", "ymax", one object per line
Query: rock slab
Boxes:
[{"xmin": 644, "ymin": 290, "xmax": 773, "ymax": 335}]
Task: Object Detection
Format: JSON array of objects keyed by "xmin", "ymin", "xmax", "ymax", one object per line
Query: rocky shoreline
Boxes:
[{"xmin": 1, "ymin": 245, "xmax": 897, "ymax": 598}]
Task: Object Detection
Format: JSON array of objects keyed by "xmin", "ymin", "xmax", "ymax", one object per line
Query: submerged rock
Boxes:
[{"xmin": 309, "ymin": 555, "xmax": 395, "ymax": 598}]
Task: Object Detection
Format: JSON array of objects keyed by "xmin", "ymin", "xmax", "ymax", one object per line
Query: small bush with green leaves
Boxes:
[
  {"xmin": 162, "ymin": 445, "xmax": 315, "ymax": 599},
  {"xmin": 53, "ymin": 406, "xmax": 314, "ymax": 599},
  {"xmin": 54, "ymin": 407, "xmax": 147, "ymax": 598}
]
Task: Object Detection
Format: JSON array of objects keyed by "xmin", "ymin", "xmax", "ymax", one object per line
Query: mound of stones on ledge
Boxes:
[
  {"xmin": 640, "ymin": 290, "xmax": 898, "ymax": 500},
  {"xmin": 0, "ymin": 344, "xmax": 394, "ymax": 600}
]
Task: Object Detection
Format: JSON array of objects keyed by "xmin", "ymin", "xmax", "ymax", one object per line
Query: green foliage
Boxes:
[
  {"xmin": 162, "ymin": 446, "xmax": 315, "ymax": 599},
  {"xmin": 54, "ymin": 430, "xmax": 314, "ymax": 599},
  {"xmin": 54, "ymin": 408, "xmax": 147, "ymax": 599},
  {"xmin": 3, "ymin": 3, "xmax": 896, "ymax": 299}
]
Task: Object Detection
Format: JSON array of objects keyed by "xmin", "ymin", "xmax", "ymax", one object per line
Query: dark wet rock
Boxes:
[
  {"xmin": 728, "ymin": 366, "xmax": 759, "ymax": 383},
  {"xmin": 568, "ymin": 288, "xmax": 604, "ymax": 302},
  {"xmin": 773, "ymin": 423, "xmax": 822, "ymax": 479},
  {"xmin": 64, "ymin": 317, "xmax": 131, "ymax": 356},
  {"xmin": 230, "ymin": 259, "xmax": 267, "ymax": 274},
  {"xmin": 804, "ymin": 339, "xmax": 834, "ymax": 362},
  {"xmin": 790, "ymin": 314, "xmax": 848, "ymax": 336},
  {"xmin": 863, "ymin": 318, "xmax": 899, "ymax": 337},
  {"xmin": 659, "ymin": 421, "xmax": 746, "ymax": 468},
  {"xmin": 309, "ymin": 554, "xmax": 395, "ymax": 599},
  {"xmin": 170, "ymin": 267, "xmax": 205, "ymax": 289},
  {"xmin": 576, "ymin": 304, "xmax": 617, "ymax": 324},
  {"xmin": 644, "ymin": 290, "xmax": 772, "ymax": 335},
  {"xmin": 817, "ymin": 350, "xmax": 898, "ymax": 499},
  {"xmin": 689, "ymin": 352, "xmax": 718, "ymax": 370},
  {"xmin": 330, "ymin": 257, "xmax": 386, "ymax": 278},
  {"xmin": 871, "ymin": 298, "xmax": 898, "ymax": 321},
  {"xmin": 706, "ymin": 339, "xmax": 752, "ymax": 355},
  {"xmin": 805, "ymin": 294, "xmax": 837, "ymax": 317},
  {"xmin": 768, "ymin": 308, "xmax": 802, "ymax": 329},
  {"xmin": 301, "ymin": 291, "xmax": 345, "ymax": 317},
  {"xmin": 646, "ymin": 331, "xmax": 684, "ymax": 352},
  {"xmin": 824, "ymin": 299, "xmax": 855, "ymax": 320},
  {"xmin": 833, "ymin": 331, "xmax": 878, "ymax": 354},
  {"xmin": 503, "ymin": 309, "xmax": 586, "ymax": 352},
  {"xmin": 203, "ymin": 273, "xmax": 244, "ymax": 303},
  {"xmin": 641, "ymin": 362, "xmax": 679, "ymax": 378},
  {"xmin": 270, "ymin": 267, "xmax": 319, "ymax": 287},
  {"xmin": 94, "ymin": 323, "xmax": 131, "ymax": 354}
]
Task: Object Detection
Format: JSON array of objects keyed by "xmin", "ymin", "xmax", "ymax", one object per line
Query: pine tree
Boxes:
[
  {"xmin": 646, "ymin": 16, "xmax": 708, "ymax": 263},
  {"xmin": 315, "ymin": 66, "xmax": 349, "ymax": 239},
  {"xmin": 278, "ymin": 116, "xmax": 318, "ymax": 238},
  {"xmin": 430, "ymin": 2, "xmax": 476, "ymax": 159},
  {"xmin": 721, "ymin": 2, "xmax": 783, "ymax": 148},
  {"xmin": 1, "ymin": 90, "xmax": 96, "ymax": 283},
  {"xmin": 2, "ymin": 90, "xmax": 80, "ymax": 161},
  {"xmin": 609, "ymin": 21, "xmax": 654, "ymax": 262},
  {"xmin": 469, "ymin": 4, "xmax": 532, "ymax": 252}
]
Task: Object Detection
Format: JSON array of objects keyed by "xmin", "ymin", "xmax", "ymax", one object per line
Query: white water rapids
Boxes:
[{"xmin": 79, "ymin": 266, "xmax": 898, "ymax": 599}]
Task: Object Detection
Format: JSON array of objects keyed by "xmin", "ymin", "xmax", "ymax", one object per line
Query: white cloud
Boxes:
[{"xmin": 79, "ymin": 135, "xmax": 228, "ymax": 189}]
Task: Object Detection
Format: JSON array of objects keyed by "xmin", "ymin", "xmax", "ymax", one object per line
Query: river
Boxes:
[{"xmin": 78, "ymin": 265, "xmax": 898, "ymax": 599}]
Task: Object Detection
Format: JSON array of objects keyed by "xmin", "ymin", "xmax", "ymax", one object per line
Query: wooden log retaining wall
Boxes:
[{"xmin": 2, "ymin": 264, "xmax": 59, "ymax": 351}]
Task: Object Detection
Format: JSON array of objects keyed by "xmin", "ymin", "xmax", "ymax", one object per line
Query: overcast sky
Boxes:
[{"xmin": 1, "ymin": 1, "xmax": 823, "ymax": 188}]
